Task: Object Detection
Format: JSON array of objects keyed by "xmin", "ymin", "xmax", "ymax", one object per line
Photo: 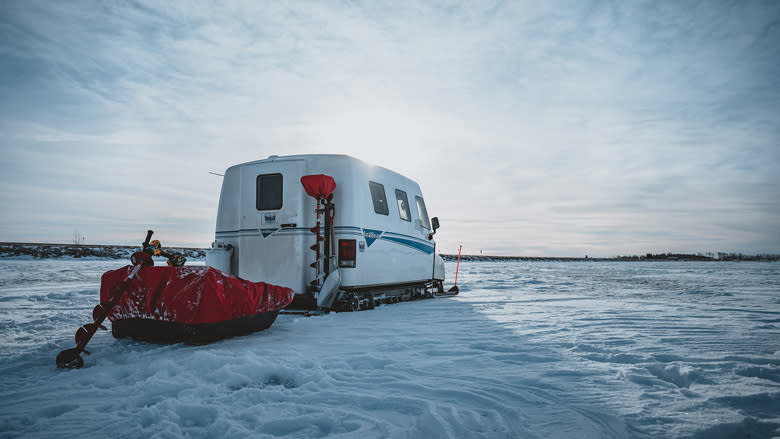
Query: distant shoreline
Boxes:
[
  {"xmin": 437, "ymin": 253, "xmax": 780, "ymax": 262},
  {"xmin": 0, "ymin": 242, "xmax": 205, "ymax": 260},
  {"xmin": 2, "ymin": 242, "xmax": 778, "ymax": 262}
]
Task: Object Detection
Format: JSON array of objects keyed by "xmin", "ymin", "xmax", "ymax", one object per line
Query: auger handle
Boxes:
[{"xmin": 143, "ymin": 230, "xmax": 154, "ymax": 248}]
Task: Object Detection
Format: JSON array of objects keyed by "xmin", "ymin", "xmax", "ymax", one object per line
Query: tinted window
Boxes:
[
  {"xmin": 415, "ymin": 196, "xmax": 430, "ymax": 229},
  {"xmin": 369, "ymin": 181, "xmax": 389, "ymax": 215},
  {"xmin": 256, "ymin": 174, "xmax": 283, "ymax": 210},
  {"xmin": 395, "ymin": 189, "xmax": 411, "ymax": 222}
]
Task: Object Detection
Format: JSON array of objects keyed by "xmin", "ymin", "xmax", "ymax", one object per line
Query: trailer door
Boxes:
[{"xmin": 238, "ymin": 159, "xmax": 306, "ymax": 293}]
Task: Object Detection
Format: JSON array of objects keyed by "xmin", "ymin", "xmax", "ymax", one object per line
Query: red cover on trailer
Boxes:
[
  {"xmin": 100, "ymin": 266, "xmax": 295, "ymax": 324},
  {"xmin": 301, "ymin": 174, "xmax": 336, "ymax": 199}
]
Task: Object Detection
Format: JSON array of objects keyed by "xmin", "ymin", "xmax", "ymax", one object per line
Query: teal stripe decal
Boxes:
[
  {"xmin": 380, "ymin": 235, "xmax": 434, "ymax": 254},
  {"xmin": 216, "ymin": 227, "xmax": 434, "ymax": 254}
]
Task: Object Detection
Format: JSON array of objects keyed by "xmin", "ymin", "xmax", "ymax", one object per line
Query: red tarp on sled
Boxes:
[{"xmin": 100, "ymin": 266, "xmax": 295, "ymax": 325}]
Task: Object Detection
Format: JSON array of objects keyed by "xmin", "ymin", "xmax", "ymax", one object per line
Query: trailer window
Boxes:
[
  {"xmin": 395, "ymin": 189, "xmax": 411, "ymax": 222},
  {"xmin": 256, "ymin": 174, "xmax": 283, "ymax": 210},
  {"xmin": 369, "ymin": 181, "xmax": 388, "ymax": 215},
  {"xmin": 415, "ymin": 196, "xmax": 430, "ymax": 229}
]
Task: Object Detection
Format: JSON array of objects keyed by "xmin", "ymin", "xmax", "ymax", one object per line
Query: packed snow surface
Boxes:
[{"xmin": 1, "ymin": 259, "xmax": 779, "ymax": 438}]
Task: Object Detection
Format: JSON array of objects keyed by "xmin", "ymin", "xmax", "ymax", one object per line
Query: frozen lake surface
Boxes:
[{"xmin": 1, "ymin": 258, "xmax": 779, "ymax": 438}]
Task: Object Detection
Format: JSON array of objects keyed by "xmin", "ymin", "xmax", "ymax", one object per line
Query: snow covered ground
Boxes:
[{"xmin": 1, "ymin": 258, "xmax": 779, "ymax": 438}]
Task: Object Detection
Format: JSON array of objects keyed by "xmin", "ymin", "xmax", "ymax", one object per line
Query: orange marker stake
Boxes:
[{"xmin": 454, "ymin": 245, "xmax": 462, "ymax": 287}]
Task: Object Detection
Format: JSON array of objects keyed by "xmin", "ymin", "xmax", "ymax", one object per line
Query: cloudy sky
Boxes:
[{"xmin": 1, "ymin": 0, "xmax": 778, "ymax": 256}]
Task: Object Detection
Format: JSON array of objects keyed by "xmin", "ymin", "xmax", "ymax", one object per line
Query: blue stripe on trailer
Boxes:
[
  {"xmin": 380, "ymin": 234, "xmax": 435, "ymax": 254},
  {"xmin": 216, "ymin": 227, "xmax": 434, "ymax": 254}
]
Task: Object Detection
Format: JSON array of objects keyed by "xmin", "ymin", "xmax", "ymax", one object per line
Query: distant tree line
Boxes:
[
  {"xmin": 0, "ymin": 243, "xmax": 206, "ymax": 260},
  {"xmin": 439, "ymin": 252, "xmax": 780, "ymax": 262},
  {"xmin": 616, "ymin": 252, "xmax": 780, "ymax": 261}
]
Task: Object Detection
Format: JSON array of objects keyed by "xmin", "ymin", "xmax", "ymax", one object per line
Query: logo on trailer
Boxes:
[
  {"xmin": 363, "ymin": 229, "xmax": 383, "ymax": 247},
  {"xmin": 260, "ymin": 229, "xmax": 278, "ymax": 238}
]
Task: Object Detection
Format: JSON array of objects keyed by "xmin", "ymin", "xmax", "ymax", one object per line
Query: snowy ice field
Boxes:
[{"xmin": 1, "ymin": 258, "xmax": 779, "ymax": 438}]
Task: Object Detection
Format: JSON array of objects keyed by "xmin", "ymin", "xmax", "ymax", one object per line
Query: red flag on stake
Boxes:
[{"xmin": 447, "ymin": 245, "xmax": 462, "ymax": 294}]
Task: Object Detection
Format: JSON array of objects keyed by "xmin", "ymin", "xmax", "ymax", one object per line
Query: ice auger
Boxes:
[
  {"xmin": 300, "ymin": 175, "xmax": 343, "ymax": 310},
  {"xmin": 55, "ymin": 230, "xmax": 182, "ymax": 369},
  {"xmin": 301, "ymin": 175, "xmax": 337, "ymax": 291}
]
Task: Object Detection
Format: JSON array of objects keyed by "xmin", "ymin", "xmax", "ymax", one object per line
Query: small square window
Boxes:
[
  {"xmin": 415, "ymin": 196, "xmax": 430, "ymax": 229},
  {"xmin": 257, "ymin": 174, "xmax": 283, "ymax": 210},
  {"xmin": 369, "ymin": 181, "xmax": 389, "ymax": 215},
  {"xmin": 395, "ymin": 189, "xmax": 411, "ymax": 222}
]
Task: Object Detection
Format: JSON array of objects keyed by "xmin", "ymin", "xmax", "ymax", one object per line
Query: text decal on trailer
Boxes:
[{"xmin": 363, "ymin": 229, "xmax": 383, "ymax": 247}]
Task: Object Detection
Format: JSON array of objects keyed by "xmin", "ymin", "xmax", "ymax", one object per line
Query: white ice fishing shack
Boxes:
[{"xmin": 206, "ymin": 154, "xmax": 447, "ymax": 311}]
